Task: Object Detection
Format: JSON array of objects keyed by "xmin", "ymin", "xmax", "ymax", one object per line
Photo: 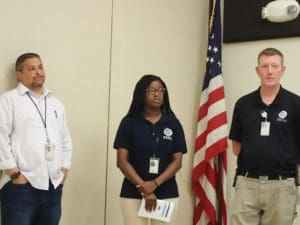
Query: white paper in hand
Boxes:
[{"xmin": 137, "ymin": 198, "xmax": 175, "ymax": 223}]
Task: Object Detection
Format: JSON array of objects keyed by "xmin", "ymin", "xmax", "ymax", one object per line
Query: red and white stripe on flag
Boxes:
[
  {"xmin": 192, "ymin": 76, "xmax": 228, "ymax": 225},
  {"xmin": 192, "ymin": 0, "xmax": 228, "ymax": 225}
]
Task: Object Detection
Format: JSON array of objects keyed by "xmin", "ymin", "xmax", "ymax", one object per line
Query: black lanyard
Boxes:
[{"xmin": 26, "ymin": 92, "xmax": 47, "ymax": 128}]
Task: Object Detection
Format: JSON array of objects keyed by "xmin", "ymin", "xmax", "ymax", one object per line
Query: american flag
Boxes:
[{"xmin": 192, "ymin": 0, "xmax": 228, "ymax": 225}]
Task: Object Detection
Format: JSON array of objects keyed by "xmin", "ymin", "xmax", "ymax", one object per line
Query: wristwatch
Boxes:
[{"xmin": 10, "ymin": 171, "xmax": 21, "ymax": 180}]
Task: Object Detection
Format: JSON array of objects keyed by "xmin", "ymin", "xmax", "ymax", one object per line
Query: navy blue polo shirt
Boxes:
[
  {"xmin": 229, "ymin": 87, "xmax": 300, "ymax": 175},
  {"xmin": 114, "ymin": 112, "xmax": 187, "ymax": 199}
]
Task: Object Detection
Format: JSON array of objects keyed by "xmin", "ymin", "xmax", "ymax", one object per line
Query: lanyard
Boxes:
[{"xmin": 26, "ymin": 92, "xmax": 49, "ymax": 142}]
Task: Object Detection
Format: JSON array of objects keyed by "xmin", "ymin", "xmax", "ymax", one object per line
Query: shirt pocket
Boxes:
[{"xmin": 47, "ymin": 105, "xmax": 65, "ymax": 137}]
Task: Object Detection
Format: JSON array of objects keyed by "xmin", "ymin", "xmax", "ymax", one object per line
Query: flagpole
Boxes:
[
  {"xmin": 217, "ymin": 153, "xmax": 223, "ymax": 225},
  {"xmin": 192, "ymin": 0, "xmax": 227, "ymax": 224},
  {"xmin": 210, "ymin": 1, "xmax": 224, "ymax": 224}
]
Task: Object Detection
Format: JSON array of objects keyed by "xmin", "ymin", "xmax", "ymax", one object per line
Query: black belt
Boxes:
[{"xmin": 237, "ymin": 169, "xmax": 295, "ymax": 181}]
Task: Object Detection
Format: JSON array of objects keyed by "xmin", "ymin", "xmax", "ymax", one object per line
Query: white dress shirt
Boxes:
[{"xmin": 0, "ymin": 83, "xmax": 72, "ymax": 190}]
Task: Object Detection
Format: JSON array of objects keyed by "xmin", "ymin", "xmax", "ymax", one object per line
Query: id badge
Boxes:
[
  {"xmin": 149, "ymin": 157, "xmax": 160, "ymax": 174},
  {"xmin": 260, "ymin": 121, "xmax": 270, "ymax": 136},
  {"xmin": 45, "ymin": 143, "xmax": 55, "ymax": 161}
]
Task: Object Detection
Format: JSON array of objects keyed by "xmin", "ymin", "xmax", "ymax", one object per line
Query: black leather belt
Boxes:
[{"xmin": 237, "ymin": 169, "xmax": 295, "ymax": 181}]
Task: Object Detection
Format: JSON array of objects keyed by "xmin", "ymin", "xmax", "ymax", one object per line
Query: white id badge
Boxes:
[
  {"xmin": 45, "ymin": 143, "xmax": 55, "ymax": 161},
  {"xmin": 260, "ymin": 121, "xmax": 270, "ymax": 136},
  {"xmin": 149, "ymin": 157, "xmax": 160, "ymax": 174}
]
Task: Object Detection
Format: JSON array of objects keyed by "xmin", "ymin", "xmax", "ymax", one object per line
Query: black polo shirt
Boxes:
[
  {"xmin": 114, "ymin": 112, "xmax": 187, "ymax": 199},
  {"xmin": 229, "ymin": 87, "xmax": 300, "ymax": 175}
]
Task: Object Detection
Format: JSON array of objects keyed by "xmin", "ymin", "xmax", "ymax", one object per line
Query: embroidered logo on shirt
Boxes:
[
  {"xmin": 277, "ymin": 110, "xmax": 288, "ymax": 123},
  {"xmin": 163, "ymin": 128, "xmax": 173, "ymax": 140}
]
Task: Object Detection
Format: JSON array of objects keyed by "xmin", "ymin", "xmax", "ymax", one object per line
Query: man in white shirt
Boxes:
[{"xmin": 0, "ymin": 53, "xmax": 73, "ymax": 225}]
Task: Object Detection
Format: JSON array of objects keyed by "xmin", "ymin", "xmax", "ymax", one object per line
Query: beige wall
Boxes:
[{"xmin": 0, "ymin": 1, "xmax": 300, "ymax": 225}]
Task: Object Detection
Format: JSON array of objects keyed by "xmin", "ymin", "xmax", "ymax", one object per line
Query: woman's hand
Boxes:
[
  {"xmin": 144, "ymin": 193, "xmax": 157, "ymax": 212},
  {"xmin": 137, "ymin": 180, "xmax": 157, "ymax": 197}
]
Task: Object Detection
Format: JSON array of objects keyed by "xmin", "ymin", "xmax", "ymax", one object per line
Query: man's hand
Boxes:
[
  {"xmin": 12, "ymin": 174, "xmax": 28, "ymax": 185},
  {"xmin": 6, "ymin": 168, "xmax": 28, "ymax": 184},
  {"xmin": 61, "ymin": 167, "xmax": 68, "ymax": 184}
]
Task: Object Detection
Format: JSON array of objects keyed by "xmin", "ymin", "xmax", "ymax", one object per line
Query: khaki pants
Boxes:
[
  {"xmin": 231, "ymin": 176, "xmax": 298, "ymax": 225},
  {"xmin": 120, "ymin": 197, "xmax": 179, "ymax": 225}
]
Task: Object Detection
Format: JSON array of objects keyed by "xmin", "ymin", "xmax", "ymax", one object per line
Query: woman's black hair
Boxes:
[{"xmin": 126, "ymin": 74, "xmax": 175, "ymax": 117}]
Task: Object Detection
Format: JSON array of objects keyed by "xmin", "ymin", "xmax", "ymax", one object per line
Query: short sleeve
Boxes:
[
  {"xmin": 113, "ymin": 117, "xmax": 132, "ymax": 150},
  {"xmin": 172, "ymin": 118, "xmax": 187, "ymax": 154},
  {"xmin": 229, "ymin": 101, "xmax": 242, "ymax": 142}
]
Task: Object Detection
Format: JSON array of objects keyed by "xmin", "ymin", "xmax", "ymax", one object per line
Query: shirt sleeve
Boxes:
[
  {"xmin": 49, "ymin": 95, "xmax": 73, "ymax": 170},
  {"xmin": 295, "ymin": 97, "xmax": 300, "ymax": 157},
  {"xmin": 60, "ymin": 106, "xmax": 73, "ymax": 170},
  {"xmin": 0, "ymin": 96, "xmax": 18, "ymax": 170},
  {"xmin": 172, "ymin": 117, "xmax": 187, "ymax": 154},
  {"xmin": 113, "ymin": 117, "xmax": 131, "ymax": 150},
  {"xmin": 229, "ymin": 101, "xmax": 242, "ymax": 142}
]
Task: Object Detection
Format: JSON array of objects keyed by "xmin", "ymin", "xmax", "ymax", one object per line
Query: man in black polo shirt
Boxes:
[{"xmin": 229, "ymin": 47, "xmax": 300, "ymax": 225}]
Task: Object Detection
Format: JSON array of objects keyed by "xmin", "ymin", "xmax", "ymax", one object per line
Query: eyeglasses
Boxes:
[
  {"xmin": 146, "ymin": 88, "xmax": 166, "ymax": 95},
  {"xmin": 259, "ymin": 64, "xmax": 281, "ymax": 71}
]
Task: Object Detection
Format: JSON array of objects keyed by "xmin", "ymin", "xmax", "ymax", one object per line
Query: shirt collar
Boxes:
[
  {"xmin": 256, "ymin": 85, "xmax": 283, "ymax": 106},
  {"xmin": 17, "ymin": 82, "xmax": 52, "ymax": 97},
  {"xmin": 140, "ymin": 111, "xmax": 168, "ymax": 123}
]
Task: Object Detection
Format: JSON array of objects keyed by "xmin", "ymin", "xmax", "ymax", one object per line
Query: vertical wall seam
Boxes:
[{"xmin": 104, "ymin": 0, "xmax": 115, "ymax": 224}]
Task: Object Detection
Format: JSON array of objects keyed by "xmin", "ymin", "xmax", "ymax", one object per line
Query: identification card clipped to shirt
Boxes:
[
  {"xmin": 260, "ymin": 121, "xmax": 270, "ymax": 136},
  {"xmin": 149, "ymin": 157, "xmax": 160, "ymax": 174},
  {"xmin": 45, "ymin": 143, "xmax": 55, "ymax": 161}
]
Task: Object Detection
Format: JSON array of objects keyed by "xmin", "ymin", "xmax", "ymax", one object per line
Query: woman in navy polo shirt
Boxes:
[{"xmin": 114, "ymin": 74, "xmax": 187, "ymax": 225}]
